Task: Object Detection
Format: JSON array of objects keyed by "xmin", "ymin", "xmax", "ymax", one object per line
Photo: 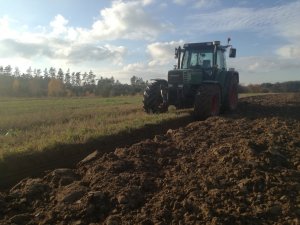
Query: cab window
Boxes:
[
  {"xmin": 217, "ymin": 50, "xmax": 226, "ymax": 69},
  {"xmin": 182, "ymin": 50, "xmax": 189, "ymax": 69},
  {"xmin": 182, "ymin": 49, "xmax": 213, "ymax": 69}
]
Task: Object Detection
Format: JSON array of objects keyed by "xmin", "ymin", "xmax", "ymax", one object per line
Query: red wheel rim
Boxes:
[{"xmin": 211, "ymin": 95, "xmax": 219, "ymax": 116}]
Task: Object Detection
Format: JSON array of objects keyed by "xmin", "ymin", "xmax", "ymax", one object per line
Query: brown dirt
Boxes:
[{"xmin": 1, "ymin": 93, "xmax": 300, "ymax": 225}]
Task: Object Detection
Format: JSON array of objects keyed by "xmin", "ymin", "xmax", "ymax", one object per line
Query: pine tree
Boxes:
[
  {"xmin": 88, "ymin": 70, "xmax": 96, "ymax": 85},
  {"xmin": 49, "ymin": 67, "xmax": 56, "ymax": 79},
  {"xmin": 33, "ymin": 69, "xmax": 41, "ymax": 77},
  {"xmin": 82, "ymin": 72, "xmax": 88, "ymax": 85},
  {"xmin": 57, "ymin": 68, "xmax": 64, "ymax": 81},
  {"xmin": 26, "ymin": 67, "xmax": 33, "ymax": 78},
  {"xmin": 71, "ymin": 72, "xmax": 76, "ymax": 86},
  {"xmin": 43, "ymin": 68, "xmax": 49, "ymax": 79},
  {"xmin": 75, "ymin": 72, "xmax": 81, "ymax": 86},
  {"xmin": 33, "ymin": 69, "xmax": 37, "ymax": 77},
  {"xmin": 65, "ymin": 68, "xmax": 71, "ymax": 86},
  {"xmin": 4, "ymin": 65, "xmax": 12, "ymax": 76},
  {"xmin": 13, "ymin": 67, "xmax": 21, "ymax": 77}
]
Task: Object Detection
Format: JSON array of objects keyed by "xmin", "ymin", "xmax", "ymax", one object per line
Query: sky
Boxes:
[{"xmin": 0, "ymin": 0, "xmax": 299, "ymax": 84}]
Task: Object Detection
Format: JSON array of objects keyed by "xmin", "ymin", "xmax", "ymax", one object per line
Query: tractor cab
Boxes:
[{"xmin": 175, "ymin": 41, "xmax": 236, "ymax": 71}]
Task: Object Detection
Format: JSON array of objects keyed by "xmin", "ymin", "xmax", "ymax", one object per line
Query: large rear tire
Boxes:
[
  {"xmin": 194, "ymin": 84, "xmax": 221, "ymax": 120},
  {"xmin": 143, "ymin": 80, "xmax": 168, "ymax": 113},
  {"xmin": 224, "ymin": 76, "xmax": 238, "ymax": 111}
]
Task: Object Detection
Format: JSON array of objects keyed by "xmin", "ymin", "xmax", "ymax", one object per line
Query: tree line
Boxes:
[
  {"xmin": 1, "ymin": 65, "xmax": 299, "ymax": 97},
  {"xmin": 0, "ymin": 65, "xmax": 148, "ymax": 97}
]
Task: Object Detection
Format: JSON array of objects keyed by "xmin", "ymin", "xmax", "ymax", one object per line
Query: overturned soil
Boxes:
[{"xmin": 1, "ymin": 93, "xmax": 300, "ymax": 225}]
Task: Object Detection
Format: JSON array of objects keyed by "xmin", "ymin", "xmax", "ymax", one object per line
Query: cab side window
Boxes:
[
  {"xmin": 217, "ymin": 50, "xmax": 226, "ymax": 69},
  {"xmin": 190, "ymin": 52, "xmax": 198, "ymax": 67}
]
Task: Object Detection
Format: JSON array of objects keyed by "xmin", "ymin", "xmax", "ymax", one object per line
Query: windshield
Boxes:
[{"xmin": 182, "ymin": 49, "xmax": 213, "ymax": 69}]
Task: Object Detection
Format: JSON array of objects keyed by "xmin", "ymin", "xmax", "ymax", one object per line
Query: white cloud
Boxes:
[
  {"xmin": 276, "ymin": 45, "xmax": 300, "ymax": 59},
  {"xmin": 50, "ymin": 14, "xmax": 68, "ymax": 36},
  {"xmin": 0, "ymin": 16, "xmax": 18, "ymax": 39},
  {"xmin": 228, "ymin": 56, "xmax": 300, "ymax": 74},
  {"xmin": 0, "ymin": 16, "xmax": 10, "ymax": 31},
  {"xmin": 0, "ymin": 0, "xmax": 170, "ymax": 71},
  {"xmin": 227, "ymin": 55, "xmax": 300, "ymax": 84},
  {"xmin": 0, "ymin": 15, "xmax": 127, "ymax": 68},
  {"xmin": 0, "ymin": 57, "xmax": 32, "ymax": 72},
  {"xmin": 123, "ymin": 62, "xmax": 145, "ymax": 72},
  {"xmin": 67, "ymin": 44, "xmax": 126, "ymax": 65},
  {"xmin": 89, "ymin": 0, "xmax": 167, "ymax": 41},
  {"xmin": 0, "ymin": 39, "xmax": 54, "ymax": 58},
  {"xmin": 120, "ymin": 40, "xmax": 186, "ymax": 81},
  {"xmin": 0, "ymin": 37, "xmax": 126, "ymax": 66},
  {"xmin": 147, "ymin": 40, "xmax": 184, "ymax": 66},
  {"xmin": 43, "ymin": 1, "xmax": 168, "ymax": 44}
]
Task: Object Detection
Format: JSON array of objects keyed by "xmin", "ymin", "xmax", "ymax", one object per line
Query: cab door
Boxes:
[{"xmin": 215, "ymin": 50, "xmax": 227, "ymax": 99}]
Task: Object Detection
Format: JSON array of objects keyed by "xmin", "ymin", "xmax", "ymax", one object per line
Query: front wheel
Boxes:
[
  {"xmin": 143, "ymin": 80, "xmax": 168, "ymax": 113},
  {"xmin": 194, "ymin": 84, "xmax": 221, "ymax": 120}
]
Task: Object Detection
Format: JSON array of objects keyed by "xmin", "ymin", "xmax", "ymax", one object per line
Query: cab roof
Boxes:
[
  {"xmin": 183, "ymin": 42, "xmax": 214, "ymax": 48},
  {"xmin": 183, "ymin": 42, "xmax": 226, "ymax": 51}
]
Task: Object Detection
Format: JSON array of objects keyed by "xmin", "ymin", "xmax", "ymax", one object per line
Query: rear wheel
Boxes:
[
  {"xmin": 224, "ymin": 76, "xmax": 238, "ymax": 111},
  {"xmin": 194, "ymin": 84, "xmax": 221, "ymax": 120},
  {"xmin": 143, "ymin": 80, "xmax": 168, "ymax": 113}
]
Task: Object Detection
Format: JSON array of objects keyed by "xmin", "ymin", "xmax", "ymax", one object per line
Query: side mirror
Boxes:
[
  {"xmin": 229, "ymin": 48, "xmax": 236, "ymax": 58},
  {"xmin": 175, "ymin": 48, "xmax": 178, "ymax": 59}
]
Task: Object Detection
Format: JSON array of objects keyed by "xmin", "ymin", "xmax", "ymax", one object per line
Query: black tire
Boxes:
[
  {"xmin": 143, "ymin": 80, "xmax": 168, "ymax": 113},
  {"xmin": 194, "ymin": 84, "xmax": 221, "ymax": 120},
  {"xmin": 223, "ymin": 75, "xmax": 238, "ymax": 111}
]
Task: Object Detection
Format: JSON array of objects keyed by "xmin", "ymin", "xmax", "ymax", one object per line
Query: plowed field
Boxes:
[{"xmin": 1, "ymin": 93, "xmax": 299, "ymax": 225}]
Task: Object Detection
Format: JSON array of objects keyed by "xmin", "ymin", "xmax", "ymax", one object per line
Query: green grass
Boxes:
[
  {"xmin": 0, "ymin": 96, "xmax": 189, "ymax": 159},
  {"xmin": 0, "ymin": 93, "xmax": 269, "ymax": 159}
]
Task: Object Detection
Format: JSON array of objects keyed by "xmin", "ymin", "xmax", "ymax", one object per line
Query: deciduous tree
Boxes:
[{"xmin": 48, "ymin": 79, "xmax": 65, "ymax": 97}]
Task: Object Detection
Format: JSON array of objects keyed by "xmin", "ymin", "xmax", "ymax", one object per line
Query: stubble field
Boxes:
[{"xmin": 0, "ymin": 96, "xmax": 189, "ymax": 159}]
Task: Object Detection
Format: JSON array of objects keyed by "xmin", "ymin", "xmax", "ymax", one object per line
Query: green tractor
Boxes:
[{"xmin": 143, "ymin": 39, "xmax": 239, "ymax": 119}]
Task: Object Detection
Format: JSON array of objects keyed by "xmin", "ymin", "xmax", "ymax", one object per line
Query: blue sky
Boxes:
[{"xmin": 0, "ymin": 0, "xmax": 299, "ymax": 84}]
